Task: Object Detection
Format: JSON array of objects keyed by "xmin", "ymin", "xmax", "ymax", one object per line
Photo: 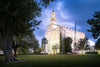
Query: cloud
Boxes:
[
  {"xmin": 37, "ymin": 9, "xmax": 51, "ymax": 31},
  {"xmin": 56, "ymin": 1, "xmax": 62, "ymax": 10},
  {"xmin": 88, "ymin": 39, "xmax": 95, "ymax": 46},
  {"xmin": 60, "ymin": 12, "xmax": 70, "ymax": 19},
  {"xmin": 55, "ymin": 1, "xmax": 71, "ymax": 20}
]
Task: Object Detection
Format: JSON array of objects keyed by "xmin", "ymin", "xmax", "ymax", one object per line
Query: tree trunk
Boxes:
[
  {"xmin": 56, "ymin": 49, "xmax": 57, "ymax": 54},
  {"xmin": 54, "ymin": 49, "xmax": 55, "ymax": 54},
  {"xmin": 82, "ymin": 48, "xmax": 83, "ymax": 55},
  {"xmin": 0, "ymin": 33, "xmax": 17, "ymax": 62},
  {"xmin": 4, "ymin": 48, "xmax": 17, "ymax": 62}
]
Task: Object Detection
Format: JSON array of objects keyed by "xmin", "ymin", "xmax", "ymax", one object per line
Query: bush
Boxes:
[
  {"xmin": 35, "ymin": 48, "xmax": 41, "ymax": 54},
  {"xmin": 85, "ymin": 52, "xmax": 98, "ymax": 54}
]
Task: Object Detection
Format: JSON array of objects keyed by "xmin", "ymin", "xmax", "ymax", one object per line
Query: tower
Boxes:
[
  {"xmin": 50, "ymin": 9, "xmax": 57, "ymax": 24},
  {"xmin": 47, "ymin": 9, "xmax": 57, "ymax": 31}
]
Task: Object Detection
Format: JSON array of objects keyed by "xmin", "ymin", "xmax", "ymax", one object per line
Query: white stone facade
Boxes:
[{"xmin": 45, "ymin": 10, "xmax": 85, "ymax": 54}]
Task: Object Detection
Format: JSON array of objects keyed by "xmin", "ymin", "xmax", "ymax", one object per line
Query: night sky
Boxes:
[{"xmin": 34, "ymin": 0, "xmax": 100, "ymax": 47}]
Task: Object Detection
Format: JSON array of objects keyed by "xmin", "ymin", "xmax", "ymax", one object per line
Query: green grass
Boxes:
[{"xmin": 0, "ymin": 55, "xmax": 100, "ymax": 67}]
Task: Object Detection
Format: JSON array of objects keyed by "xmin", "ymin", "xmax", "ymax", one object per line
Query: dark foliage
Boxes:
[
  {"xmin": 0, "ymin": 0, "xmax": 54, "ymax": 62},
  {"xmin": 95, "ymin": 38, "xmax": 100, "ymax": 50},
  {"xmin": 63, "ymin": 37, "xmax": 72, "ymax": 54},
  {"xmin": 85, "ymin": 52, "xmax": 98, "ymax": 54},
  {"xmin": 87, "ymin": 11, "xmax": 100, "ymax": 39}
]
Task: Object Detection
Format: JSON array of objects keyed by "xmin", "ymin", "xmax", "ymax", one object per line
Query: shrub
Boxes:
[
  {"xmin": 85, "ymin": 52, "xmax": 98, "ymax": 54},
  {"xmin": 36, "ymin": 48, "xmax": 41, "ymax": 54}
]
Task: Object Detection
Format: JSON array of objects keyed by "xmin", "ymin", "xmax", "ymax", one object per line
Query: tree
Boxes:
[
  {"xmin": 0, "ymin": 44, "xmax": 2, "ymax": 50},
  {"xmin": 74, "ymin": 43, "xmax": 77, "ymax": 51},
  {"xmin": 0, "ymin": 0, "xmax": 54, "ymax": 62},
  {"xmin": 77, "ymin": 38, "xmax": 88, "ymax": 54},
  {"xmin": 35, "ymin": 48, "xmax": 41, "ymax": 54},
  {"xmin": 18, "ymin": 40, "xmax": 29, "ymax": 55},
  {"xmin": 87, "ymin": 11, "xmax": 100, "ymax": 39},
  {"xmin": 59, "ymin": 32, "xmax": 63, "ymax": 53},
  {"xmin": 84, "ymin": 44, "xmax": 90, "ymax": 51},
  {"xmin": 12, "ymin": 36, "xmax": 21, "ymax": 57},
  {"xmin": 33, "ymin": 40, "xmax": 40, "ymax": 53},
  {"xmin": 31, "ymin": 33, "xmax": 40, "ymax": 53},
  {"xmin": 63, "ymin": 37, "xmax": 72, "ymax": 54},
  {"xmin": 16, "ymin": 34, "xmax": 39, "ymax": 54},
  {"xmin": 41, "ymin": 43, "xmax": 44, "ymax": 52},
  {"xmin": 12, "ymin": 34, "xmax": 34, "ymax": 56},
  {"xmin": 95, "ymin": 38, "xmax": 100, "ymax": 50},
  {"xmin": 41, "ymin": 37, "xmax": 48, "ymax": 53}
]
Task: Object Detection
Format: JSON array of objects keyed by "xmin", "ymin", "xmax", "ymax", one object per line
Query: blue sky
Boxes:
[{"xmin": 34, "ymin": 0, "xmax": 100, "ymax": 47}]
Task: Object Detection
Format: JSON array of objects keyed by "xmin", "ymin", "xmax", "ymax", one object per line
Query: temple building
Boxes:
[{"xmin": 44, "ymin": 9, "xmax": 85, "ymax": 54}]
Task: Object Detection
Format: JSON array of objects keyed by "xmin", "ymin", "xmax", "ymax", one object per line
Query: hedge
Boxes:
[{"xmin": 85, "ymin": 52, "xmax": 98, "ymax": 54}]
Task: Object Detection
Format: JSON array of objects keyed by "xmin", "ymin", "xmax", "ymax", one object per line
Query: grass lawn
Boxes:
[{"xmin": 0, "ymin": 55, "xmax": 100, "ymax": 67}]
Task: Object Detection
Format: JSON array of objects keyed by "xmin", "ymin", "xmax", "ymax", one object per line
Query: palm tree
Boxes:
[
  {"xmin": 41, "ymin": 37, "xmax": 48, "ymax": 53},
  {"xmin": 77, "ymin": 38, "xmax": 88, "ymax": 54}
]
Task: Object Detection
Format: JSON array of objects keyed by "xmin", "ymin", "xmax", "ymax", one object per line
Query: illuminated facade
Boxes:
[{"xmin": 45, "ymin": 9, "xmax": 85, "ymax": 54}]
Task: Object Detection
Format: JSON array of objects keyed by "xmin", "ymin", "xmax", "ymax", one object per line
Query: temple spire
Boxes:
[
  {"xmin": 74, "ymin": 21, "xmax": 76, "ymax": 51},
  {"xmin": 50, "ymin": 8, "xmax": 57, "ymax": 24}
]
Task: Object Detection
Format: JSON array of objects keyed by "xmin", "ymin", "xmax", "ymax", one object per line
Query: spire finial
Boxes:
[
  {"xmin": 52, "ymin": 8, "xmax": 54, "ymax": 12},
  {"xmin": 50, "ymin": 8, "xmax": 56, "ymax": 24}
]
